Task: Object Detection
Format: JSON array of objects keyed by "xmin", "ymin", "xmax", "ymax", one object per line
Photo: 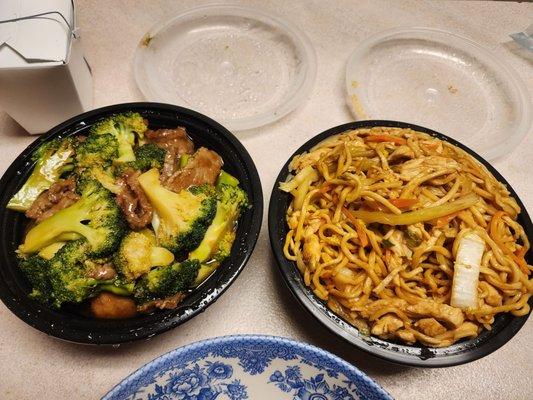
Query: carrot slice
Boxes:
[
  {"xmin": 366, "ymin": 135, "xmax": 406, "ymax": 145},
  {"xmin": 319, "ymin": 183, "xmax": 332, "ymax": 194},
  {"xmin": 513, "ymin": 255, "xmax": 529, "ymax": 274},
  {"xmin": 514, "ymin": 247, "xmax": 530, "ymax": 274},
  {"xmin": 356, "ymin": 222, "xmax": 369, "ymax": 248},
  {"xmin": 433, "ymin": 212, "xmax": 459, "ymax": 228},
  {"xmin": 491, "ymin": 211, "xmax": 529, "ymax": 274},
  {"xmin": 342, "ymin": 207, "xmax": 358, "ymax": 225},
  {"xmin": 342, "ymin": 207, "xmax": 368, "ymax": 247},
  {"xmin": 363, "ymin": 200, "xmax": 387, "ymax": 212},
  {"xmin": 515, "ymin": 247, "xmax": 527, "ymax": 259},
  {"xmin": 389, "ymin": 198, "xmax": 417, "ymax": 209}
]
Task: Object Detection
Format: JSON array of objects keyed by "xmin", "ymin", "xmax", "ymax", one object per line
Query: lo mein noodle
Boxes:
[{"xmin": 281, "ymin": 127, "xmax": 532, "ymax": 347}]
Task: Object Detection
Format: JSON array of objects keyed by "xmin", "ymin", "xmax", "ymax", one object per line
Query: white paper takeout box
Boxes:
[{"xmin": 0, "ymin": 0, "xmax": 93, "ymax": 134}]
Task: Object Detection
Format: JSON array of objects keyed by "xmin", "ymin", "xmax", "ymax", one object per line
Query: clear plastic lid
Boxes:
[
  {"xmin": 134, "ymin": 4, "xmax": 316, "ymax": 131},
  {"xmin": 346, "ymin": 27, "xmax": 531, "ymax": 160}
]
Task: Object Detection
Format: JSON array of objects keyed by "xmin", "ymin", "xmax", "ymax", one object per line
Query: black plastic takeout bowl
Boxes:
[
  {"xmin": 0, "ymin": 102, "xmax": 263, "ymax": 345},
  {"xmin": 268, "ymin": 120, "xmax": 533, "ymax": 367}
]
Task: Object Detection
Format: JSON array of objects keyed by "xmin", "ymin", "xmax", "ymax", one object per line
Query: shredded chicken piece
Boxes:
[
  {"xmin": 137, "ymin": 293, "xmax": 186, "ymax": 313},
  {"xmin": 289, "ymin": 148, "xmax": 330, "ymax": 171},
  {"xmin": 388, "ymin": 145, "xmax": 415, "ymax": 163},
  {"xmin": 145, "ymin": 127, "xmax": 194, "ymax": 179},
  {"xmin": 396, "ymin": 329, "xmax": 416, "ymax": 344},
  {"xmin": 453, "ymin": 322, "xmax": 479, "ymax": 341},
  {"xmin": 443, "ymin": 225, "xmax": 459, "ymax": 239},
  {"xmin": 115, "ymin": 169, "xmax": 153, "ymax": 230},
  {"xmin": 371, "ymin": 315, "xmax": 404, "ymax": 338},
  {"xmin": 287, "ymin": 211, "xmax": 301, "ymax": 230},
  {"xmin": 384, "ymin": 229, "xmax": 413, "ymax": 258},
  {"xmin": 304, "ymin": 218, "xmax": 321, "ymax": 236},
  {"xmin": 333, "ymin": 267, "xmax": 358, "ymax": 287},
  {"xmin": 414, "ymin": 318, "xmax": 447, "ymax": 337},
  {"xmin": 25, "ymin": 178, "xmax": 80, "ymax": 222},
  {"xmin": 397, "ymin": 156, "xmax": 460, "ymax": 181},
  {"xmin": 425, "ymin": 229, "xmax": 442, "ymax": 248},
  {"xmin": 327, "ymin": 298, "xmax": 370, "ymax": 334},
  {"xmin": 303, "ymin": 234, "xmax": 320, "ymax": 271},
  {"xmin": 406, "ymin": 300, "xmax": 464, "ymax": 328},
  {"xmin": 408, "ymin": 223, "xmax": 429, "ymax": 241},
  {"xmin": 360, "ymin": 298, "xmax": 409, "ymax": 318},
  {"xmin": 85, "ymin": 262, "xmax": 117, "ymax": 280},
  {"xmin": 164, "ymin": 147, "xmax": 223, "ymax": 192}
]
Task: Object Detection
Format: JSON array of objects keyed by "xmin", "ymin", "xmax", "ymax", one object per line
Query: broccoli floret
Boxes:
[
  {"xmin": 213, "ymin": 230, "xmax": 237, "ymax": 262},
  {"xmin": 132, "ymin": 143, "xmax": 165, "ymax": 171},
  {"xmin": 189, "ymin": 184, "xmax": 248, "ymax": 263},
  {"xmin": 134, "ymin": 259, "xmax": 200, "ymax": 303},
  {"xmin": 38, "ymin": 241, "xmax": 67, "ymax": 260},
  {"xmin": 19, "ymin": 179, "xmax": 126, "ymax": 257},
  {"xmin": 189, "ymin": 183, "xmax": 247, "ymax": 287},
  {"xmin": 19, "ymin": 255, "xmax": 53, "ymax": 303},
  {"xmin": 75, "ymin": 133, "xmax": 122, "ymax": 193},
  {"xmin": 7, "ymin": 138, "xmax": 75, "ymax": 211},
  {"xmin": 115, "ymin": 143, "xmax": 166, "ymax": 176},
  {"xmin": 216, "ymin": 170, "xmax": 240, "ymax": 189},
  {"xmin": 138, "ymin": 168, "xmax": 217, "ymax": 254},
  {"xmin": 114, "ymin": 230, "xmax": 175, "ymax": 281},
  {"xmin": 44, "ymin": 240, "xmax": 133, "ymax": 308},
  {"xmin": 192, "ymin": 230, "xmax": 237, "ymax": 287},
  {"xmin": 90, "ymin": 112, "xmax": 148, "ymax": 163},
  {"xmin": 76, "ymin": 133, "xmax": 118, "ymax": 168},
  {"xmin": 46, "ymin": 240, "xmax": 99, "ymax": 306},
  {"xmin": 193, "ymin": 259, "xmax": 219, "ymax": 287}
]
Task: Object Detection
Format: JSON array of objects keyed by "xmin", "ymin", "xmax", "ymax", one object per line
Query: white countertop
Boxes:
[{"xmin": 1, "ymin": 1, "xmax": 532, "ymax": 399}]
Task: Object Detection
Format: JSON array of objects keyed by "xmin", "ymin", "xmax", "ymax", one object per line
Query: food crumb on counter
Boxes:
[{"xmin": 140, "ymin": 34, "xmax": 153, "ymax": 47}]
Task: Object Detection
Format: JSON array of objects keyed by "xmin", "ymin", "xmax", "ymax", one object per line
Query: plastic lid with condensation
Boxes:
[{"xmin": 134, "ymin": 4, "xmax": 317, "ymax": 132}]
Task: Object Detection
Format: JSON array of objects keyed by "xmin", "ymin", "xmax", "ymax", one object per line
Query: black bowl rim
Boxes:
[
  {"xmin": 268, "ymin": 119, "xmax": 533, "ymax": 367},
  {"xmin": 0, "ymin": 102, "xmax": 263, "ymax": 344}
]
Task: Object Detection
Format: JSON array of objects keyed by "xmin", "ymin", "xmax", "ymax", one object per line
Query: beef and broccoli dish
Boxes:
[{"xmin": 8, "ymin": 112, "xmax": 249, "ymax": 319}]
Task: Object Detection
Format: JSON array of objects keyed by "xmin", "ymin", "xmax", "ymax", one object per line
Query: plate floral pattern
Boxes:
[{"xmin": 102, "ymin": 335, "xmax": 392, "ymax": 400}]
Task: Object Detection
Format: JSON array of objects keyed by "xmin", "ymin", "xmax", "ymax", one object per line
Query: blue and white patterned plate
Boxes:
[{"xmin": 102, "ymin": 335, "xmax": 393, "ymax": 400}]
